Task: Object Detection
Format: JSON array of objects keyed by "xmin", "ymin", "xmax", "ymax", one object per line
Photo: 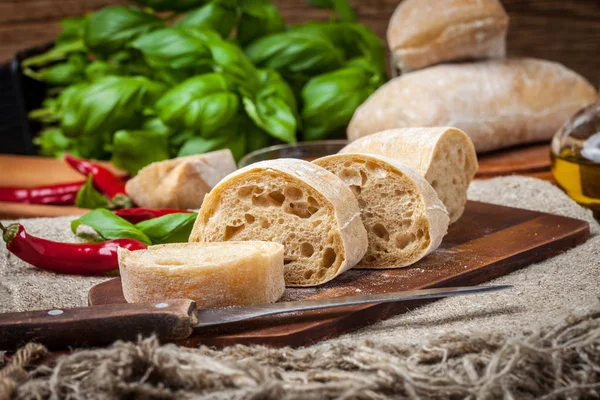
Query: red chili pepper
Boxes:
[
  {"xmin": 114, "ymin": 208, "xmax": 194, "ymax": 224},
  {"xmin": 64, "ymin": 153, "xmax": 128, "ymax": 200},
  {"xmin": 0, "ymin": 222, "xmax": 147, "ymax": 275},
  {"xmin": 0, "ymin": 181, "xmax": 84, "ymax": 205}
]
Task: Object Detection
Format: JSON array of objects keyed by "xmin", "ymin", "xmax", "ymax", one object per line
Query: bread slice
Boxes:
[
  {"xmin": 118, "ymin": 241, "xmax": 285, "ymax": 307},
  {"xmin": 313, "ymin": 153, "xmax": 449, "ymax": 269},
  {"xmin": 189, "ymin": 159, "xmax": 368, "ymax": 286},
  {"xmin": 388, "ymin": 0, "xmax": 509, "ymax": 72},
  {"xmin": 341, "ymin": 127, "xmax": 478, "ymax": 223},
  {"xmin": 125, "ymin": 150, "xmax": 237, "ymax": 210}
]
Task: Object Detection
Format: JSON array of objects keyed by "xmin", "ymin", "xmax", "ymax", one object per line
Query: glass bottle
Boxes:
[{"xmin": 551, "ymin": 99, "xmax": 600, "ymax": 217}]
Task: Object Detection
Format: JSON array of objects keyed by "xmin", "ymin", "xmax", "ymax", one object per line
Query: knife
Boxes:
[{"xmin": 0, "ymin": 285, "xmax": 511, "ymax": 350}]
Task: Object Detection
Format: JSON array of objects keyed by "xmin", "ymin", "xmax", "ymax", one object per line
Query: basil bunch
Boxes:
[{"xmin": 25, "ymin": 0, "xmax": 386, "ymax": 175}]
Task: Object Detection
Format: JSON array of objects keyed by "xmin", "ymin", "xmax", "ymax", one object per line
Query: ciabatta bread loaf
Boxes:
[
  {"xmin": 118, "ymin": 242, "xmax": 285, "ymax": 307},
  {"xmin": 125, "ymin": 150, "xmax": 237, "ymax": 209},
  {"xmin": 341, "ymin": 127, "xmax": 478, "ymax": 223},
  {"xmin": 313, "ymin": 153, "xmax": 449, "ymax": 269},
  {"xmin": 348, "ymin": 59, "xmax": 598, "ymax": 152},
  {"xmin": 189, "ymin": 159, "xmax": 368, "ymax": 286},
  {"xmin": 388, "ymin": 0, "xmax": 509, "ymax": 72}
]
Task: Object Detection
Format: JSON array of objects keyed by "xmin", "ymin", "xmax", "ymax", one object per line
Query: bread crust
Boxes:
[
  {"xmin": 118, "ymin": 242, "xmax": 285, "ymax": 307},
  {"xmin": 314, "ymin": 153, "xmax": 449, "ymax": 268},
  {"xmin": 388, "ymin": 0, "xmax": 509, "ymax": 71},
  {"xmin": 348, "ymin": 59, "xmax": 598, "ymax": 152},
  {"xmin": 190, "ymin": 159, "xmax": 368, "ymax": 286},
  {"xmin": 125, "ymin": 150, "xmax": 237, "ymax": 209},
  {"xmin": 341, "ymin": 127, "xmax": 478, "ymax": 223}
]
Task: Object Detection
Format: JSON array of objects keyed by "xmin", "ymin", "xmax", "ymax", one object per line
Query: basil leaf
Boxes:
[
  {"xmin": 22, "ymin": 17, "xmax": 87, "ymax": 69},
  {"xmin": 33, "ymin": 127, "xmax": 74, "ymax": 158},
  {"xmin": 131, "ymin": 27, "xmax": 212, "ymax": 72},
  {"xmin": 132, "ymin": 0, "xmax": 207, "ymax": 12},
  {"xmin": 136, "ymin": 212, "xmax": 198, "ymax": 244},
  {"xmin": 110, "ymin": 130, "xmax": 170, "ymax": 175},
  {"xmin": 142, "ymin": 117, "xmax": 172, "ymax": 136},
  {"xmin": 195, "ymin": 30, "xmax": 261, "ymax": 96},
  {"xmin": 306, "ymin": 0, "xmax": 356, "ymax": 22},
  {"xmin": 243, "ymin": 97, "xmax": 296, "ymax": 143},
  {"xmin": 75, "ymin": 174, "xmax": 109, "ymax": 209},
  {"xmin": 176, "ymin": 2, "xmax": 238, "ymax": 38},
  {"xmin": 72, "ymin": 132, "xmax": 113, "ymax": 160},
  {"xmin": 33, "ymin": 53, "xmax": 88, "ymax": 86},
  {"xmin": 243, "ymin": 69, "xmax": 298, "ymax": 143},
  {"xmin": 84, "ymin": 61, "xmax": 120, "ymax": 81},
  {"xmin": 177, "ymin": 118, "xmax": 247, "ymax": 160},
  {"xmin": 301, "ymin": 66, "xmax": 376, "ymax": 140},
  {"xmin": 84, "ymin": 6, "xmax": 164, "ymax": 56},
  {"xmin": 237, "ymin": 0, "xmax": 285, "ymax": 45},
  {"xmin": 156, "ymin": 73, "xmax": 239, "ymax": 135},
  {"xmin": 246, "ymin": 124, "xmax": 273, "ymax": 153},
  {"xmin": 289, "ymin": 23, "xmax": 383, "ymax": 71},
  {"xmin": 245, "ymin": 31, "xmax": 343, "ymax": 81},
  {"xmin": 61, "ymin": 76, "xmax": 166, "ymax": 138},
  {"xmin": 71, "ymin": 209, "xmax": 152, "ymax": 244}
]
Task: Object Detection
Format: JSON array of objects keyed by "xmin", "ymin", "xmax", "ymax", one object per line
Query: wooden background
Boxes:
[{"xmin": 1, "ymin": 0, "xmax": 599, "ymax": 83}]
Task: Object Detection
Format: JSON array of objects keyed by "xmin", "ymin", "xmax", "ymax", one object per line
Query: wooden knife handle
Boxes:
[{"xmin": 0, "ymin": 299, "xmax": 196, "ymax": 350}]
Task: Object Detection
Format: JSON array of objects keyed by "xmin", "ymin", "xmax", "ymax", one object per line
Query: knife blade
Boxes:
[{"xmin": 0, "ymin": 285, "xmax": 511, "ymax": 350}]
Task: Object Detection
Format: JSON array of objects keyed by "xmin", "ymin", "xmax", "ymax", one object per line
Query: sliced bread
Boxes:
[
  {"xmin": 189, "ymin": 159, "xmax": 368, "ymax": 286},
  {"xmin": 341, "ymin": 127, "xmax": 478, "ymax": 223},
  {"xmin": 125, "ymin": 150, "xmax": 237, "ymax": 210},
  {"xmin": 313, "ymin": 153, "xmax": 449, "ymax": 269},
  {"xmin": 118, "ymin": 241, "xmax": 285, "ymax": 307}
]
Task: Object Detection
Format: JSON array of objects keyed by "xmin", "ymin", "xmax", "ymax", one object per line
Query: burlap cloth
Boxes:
[{"xmin": 1, "ymin": 176, "xmax": 599, "ymax": 399}]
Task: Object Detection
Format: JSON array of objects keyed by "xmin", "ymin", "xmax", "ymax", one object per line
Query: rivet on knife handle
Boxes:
[{"xmin": 0, "ymin": 299, "xmax": 196, "ymax": 351}]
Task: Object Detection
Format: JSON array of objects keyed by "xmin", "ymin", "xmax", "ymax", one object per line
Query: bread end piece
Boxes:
[
  {"xmin": 118, "ymin": 241, "xmax": 285, "ymax": 308},
  {"xmin": 190, "ymin": 159, "xmax": 368, "ymax": 286},
  {"xmin": 342, "ymin": 127, "xmax": 478, "ymax": 223},
  {"xmin": 388, "ymin": 0, "xmax": 509, "ymax": 72},
  {"xmin": 125, "ymin": 150, "xmax": 237, "ymax": 210},
  {"xmin": 314, "ymin": 153, "xmax": 449, "ymax": 269}
]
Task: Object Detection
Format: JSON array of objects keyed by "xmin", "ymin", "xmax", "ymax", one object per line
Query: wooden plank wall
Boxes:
[{"xmin": 1, "ymin": 0, "xmax": 599, "ymax": 84}]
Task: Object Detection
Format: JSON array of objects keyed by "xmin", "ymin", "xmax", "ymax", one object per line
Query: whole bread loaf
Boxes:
[
  {"xmin": 314, "ymin": 153, "xmax": 449, "ymax": 268},
  {"xmin": 118, "ymin": 242, "xmax": 285, "ymax": 307},
  {"xmin": 388, "ymin": 0, "xmax": 509, "ymax": 72},
  {"xmin": 341, "ymin": 127, "xmax": 478, "ymax": 223},
  {"xmin": 348, "ymin": 59, "xmax": 598, "ymax": 152},
  {"xmin": 125, "ymin": 150, "xmax": 237, "ymax": 209},
  {"xmin": 189, "ymin": 159, "xmax": 368, "ymax": 286}
]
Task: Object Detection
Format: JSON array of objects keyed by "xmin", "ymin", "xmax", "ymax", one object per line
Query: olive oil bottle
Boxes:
[
  {"xmin": 551, "ymin": 100, "xmax": 600, "ymax": 217},
  {"xmin": 551, "ymin": 149, "xmax": 600, "ymax": 215}
]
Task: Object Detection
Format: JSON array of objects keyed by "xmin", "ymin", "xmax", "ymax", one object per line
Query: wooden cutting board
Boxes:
[
  {"xmin": 477, "ymin": 143, "xmax": 551, "ymax": 178},
  {"xmin": 89, "ymin": 200, "xmax": 589, "ymax": 348}
]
